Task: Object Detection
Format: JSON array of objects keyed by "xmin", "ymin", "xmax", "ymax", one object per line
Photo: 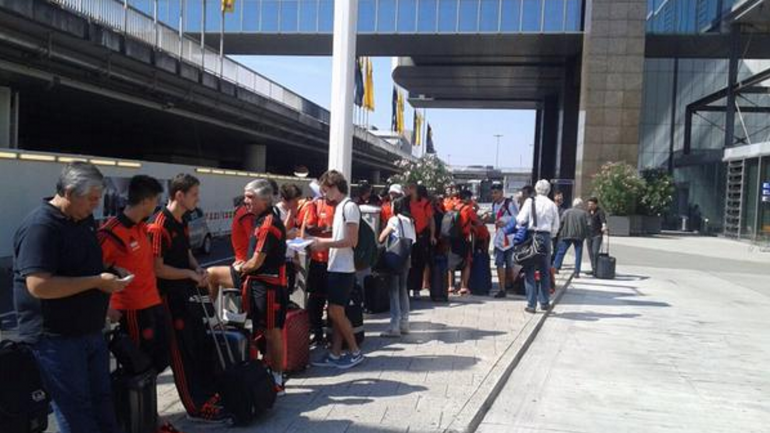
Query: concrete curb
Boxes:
[{"xmin": 444, "ymin": 273, "xmax": 574, "ymax": 433}]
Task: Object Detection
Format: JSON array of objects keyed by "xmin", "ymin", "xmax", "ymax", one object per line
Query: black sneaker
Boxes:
[
  {"xmin": 524, "ymin": 307, "xmax": 536, "ymax": 314},
  {"xmin": 493, "ymin": 291, "xmax": 507, "ymax": 298},
  {"xmin": 540, "ymin": 303, "xmax": 552, "ymax": 311}
]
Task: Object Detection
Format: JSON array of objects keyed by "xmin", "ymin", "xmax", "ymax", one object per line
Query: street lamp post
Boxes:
[{"xmin": 493, "ymin": 134, "xmax": 503, "ymax": 169}]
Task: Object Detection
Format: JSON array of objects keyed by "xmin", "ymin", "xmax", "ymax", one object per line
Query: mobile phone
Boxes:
[{"xmin": 117, "ymin": 274, "xmax": 135, "ymax": 284}]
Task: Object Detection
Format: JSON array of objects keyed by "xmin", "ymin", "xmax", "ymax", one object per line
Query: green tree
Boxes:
[{"xmin": 388, "ymin": 154, "xmax": 453, "ymax": 194}]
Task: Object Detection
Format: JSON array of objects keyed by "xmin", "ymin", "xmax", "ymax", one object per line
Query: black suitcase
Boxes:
[
  {"xmin": 363, "ymin": 273, "xmax": 391, "ymax": 314},
  {"xmin": 469, "ymin": 251, "xmax": 492, "ymax": 296},
  {"xmin": 0, "ymin": 341, "xmax": 50, "ymax": 433},
  {"xmin": 595, "ymin": 234, "xmax": 616, "ymax": 280},
  {"xmin": 112, "ymin": 369, "xmax": 158, "ymax": 433},
  {"xmin": 194, "ymin": 286, "xmax": 275, "ymax": 426},
  {"xmin": 430, "ymin": 254, "xmax": 449, "ymax": 302}
]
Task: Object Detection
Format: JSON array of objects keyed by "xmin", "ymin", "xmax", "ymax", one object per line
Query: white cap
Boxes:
[{"xmin": 388, "ymin": 184, "xmax": 404, "ymax": 196}]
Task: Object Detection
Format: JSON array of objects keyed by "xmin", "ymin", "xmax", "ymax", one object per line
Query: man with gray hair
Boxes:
[
  {"xmin": 211, "ymin": 179, "xmax": 290, "ymax": 394},
  {"xmin": 553, "ymin": 198, "xmax": 590, "ymax": 278},
  {"xmin": 13, "ymin": 162, "xmax": 129, "ymax": 433},
  {"xmin": 514, "ymin": 179, "xmax": 560, "ymax": 313}
]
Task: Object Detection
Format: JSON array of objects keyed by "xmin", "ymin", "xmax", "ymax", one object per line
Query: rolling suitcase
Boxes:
[
  {"xmin": 595, "ymin": 234, "xmax": 616, "ymax": 280},
  {"xmin": 363, "ymin": 273, "xmax": 391, "ymax": 314},
  {"xmin": 265, "ymin": 304, "xmax": 310, "ymax": 373},
  {"xmin": 469, "ymin": 251, "xmax": 492, "ymax": 296},
  {"xmin": 112, "ymin": 368, "xmax": 158, "ymax": 433},
  {"xmin": 430, "ymin": 254, "xmax": 449, "ymax": 302},
  {"xmin": 194, "ymin": 286, "xmax": 276, "ymax": 426}
]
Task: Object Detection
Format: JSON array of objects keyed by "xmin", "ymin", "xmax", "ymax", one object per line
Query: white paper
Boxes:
[{"xmin": 287, "ymin": 238, "xmax": 315, "ymax": 252}]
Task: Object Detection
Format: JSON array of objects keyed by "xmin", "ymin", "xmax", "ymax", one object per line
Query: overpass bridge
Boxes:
[
  {"xmin": 0, "ymin": 0, "xmax": 413, "ymax": 181},
  {"xmin": 163, "ymin": 0, "xmax": 768, "ymax": 197}
]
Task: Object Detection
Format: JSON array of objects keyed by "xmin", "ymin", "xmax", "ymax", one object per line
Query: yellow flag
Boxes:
[
  {"xmin": 364, "ymin": 58, "xmax": 375, "ymax": 111},
  {"xmin": 413, "ymin": 112, "xmax": 423, "ymax": 146},
  {"xmin": 222, "ymin": 0, "xmax": 235, "ymax": 13}
]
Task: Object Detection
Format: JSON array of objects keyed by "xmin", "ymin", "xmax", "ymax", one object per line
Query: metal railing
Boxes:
[{"xmin": 51, "ymin": 0, "xmax": 331, "ymax": 124}]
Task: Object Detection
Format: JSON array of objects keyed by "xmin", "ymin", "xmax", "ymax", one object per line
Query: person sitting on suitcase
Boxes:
[
  {"xmin": 148, "ymin": 174, "xmax": 231, "ymax": 424},
  {"xmin": 237, "ymin": 179, "xmax": 290, "ymax": 396},
  {"xmin": 98, "ymin": 175, "xmax": 183, "ymax": 433}
]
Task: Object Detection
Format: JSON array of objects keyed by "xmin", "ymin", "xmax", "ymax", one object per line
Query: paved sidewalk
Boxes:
[
  {"xmin": 159, "ymin": 273, "xmax": 570, "ymax": 433},
  {"xmin": 478, "ymin": 236, "xmax": 770, "ymax": 433}
]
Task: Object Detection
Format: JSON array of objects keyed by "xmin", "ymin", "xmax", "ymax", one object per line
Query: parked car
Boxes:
[{"xmin": 186, "ymin": 208, "xmax": 212, "ymax": 255}]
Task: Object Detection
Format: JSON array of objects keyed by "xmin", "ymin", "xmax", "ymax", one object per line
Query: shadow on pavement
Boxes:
[
  {"xmin": 550, "ymin": 311, "xmax": 642, "ymax": 322},
  {"xmin": 560, "ymin": 288, "xmax": 671, "ymax": 308}
]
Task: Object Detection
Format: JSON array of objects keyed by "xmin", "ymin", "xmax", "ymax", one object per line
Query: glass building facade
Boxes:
[
  {"xmin": 646, "ymin": 0, "xmax": 747, "ymax": 34},
  {"xmin": 125, "ymin": 0, "xmax": 582, "ymax": 34},
  {"xmin": 639, "ymin": 57, "xmax": 770, "ymax": 235}
]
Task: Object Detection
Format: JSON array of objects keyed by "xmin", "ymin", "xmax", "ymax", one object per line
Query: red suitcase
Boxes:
[{"xmin": 265, "ymin": 305, "xmax": 310, "ymax": 373}]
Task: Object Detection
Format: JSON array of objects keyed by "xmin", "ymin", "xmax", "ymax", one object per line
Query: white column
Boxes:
[{"xmin": 327, "ymin": 0, "xmax": 358, "ymax": 179}]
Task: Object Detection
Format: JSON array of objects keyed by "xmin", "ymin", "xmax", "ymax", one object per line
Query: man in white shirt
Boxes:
[
  {"xmin": 516, "ymin": 179, "xmax": 560, "ymax": 313},
  {"xmin": 486, "ymin": 183, "xmax": 519, "ymax": 298},
  {"xmin": 310, "ymin": 170, "xmax": 364, "ymax": 369}
]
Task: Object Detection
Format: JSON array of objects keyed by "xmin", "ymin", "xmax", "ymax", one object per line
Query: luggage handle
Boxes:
[
  {"xmin": 600, "ymin": 231, "xmax": 610, "ymax": 255},
  {"xmin": 192, "ymin": 285, "xmax": 236, "ymax": 369}
]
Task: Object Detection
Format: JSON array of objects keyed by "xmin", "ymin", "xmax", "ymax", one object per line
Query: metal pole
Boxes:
[
  {"xmin": 201, "ymin": 0, "xmax": 206, "ymax": 70},
  {"xmin": 725, "ymin": 24, "xmax": 740, "ymax": 149},
  {"xmin": 220, "ymin": 7, "xmax": 224, "ymax": 77},
  {"xmin": 328, "ymin": 0, "xmax": 359, "ymax": 178},
  {"xmin": 494, "ymin": 134, "xmax": 503, "ymax": 169}
]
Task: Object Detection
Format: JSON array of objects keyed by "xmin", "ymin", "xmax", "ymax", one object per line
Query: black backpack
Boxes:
[{"xmin": 0, "ymin": 340, "xmax": 50, "ymax": 433}]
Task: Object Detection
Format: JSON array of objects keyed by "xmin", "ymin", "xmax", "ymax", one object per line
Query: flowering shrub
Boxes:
[
  {"xmin": 388, "ymin": 154, "xmax": 453, "ymax": 194},
  {"xmin": 591, "ymin": 162, "xmax": 646, "ymax": 216},
  {"xmin": 640, "ymin": 168, "xmax": 674, "ymax": 216}
]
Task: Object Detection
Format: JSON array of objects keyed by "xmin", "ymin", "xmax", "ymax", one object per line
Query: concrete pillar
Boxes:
[
  {"xmin": 245, "ymin": 144, "xmax": 267, "ymax": 173},
  {"xmin": 574, "ymin": 0, "xmax": 647, "ymax": 197},
  {"xmin": 327, "ymin": 0, "xmax": 358, "ymax": 179},
  {"xmin": 0, "ymin": 87, "xmax": 14, "ymax": 148}
]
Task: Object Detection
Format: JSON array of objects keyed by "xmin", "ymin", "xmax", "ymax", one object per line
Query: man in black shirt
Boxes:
[
  {"xmin": 238, "ymin": 179, "xmax": 289, "ymax": 395},
  {"xmin": 586, "ymin": 197, "xmax": 608, "ymax": 275},
  {"xmin": 148, "ymin": 173, "xmax": 229, "ymax": 423},
  {"xmin": 13, "ymin": 162, "xmax": 128, "ymax": 433}
]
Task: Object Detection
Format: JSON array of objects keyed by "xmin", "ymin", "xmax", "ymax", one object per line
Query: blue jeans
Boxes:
[
  {"xmin": 553, "ymin": 239, "xmax": 584, "ymax": 274},
  {"xmin": 389, "ymin": 266, "xmax": 411, "ymax": 331},
  {"xmin": 523, "ymin": 232, "xmax": 552, "ymax": 308},
  {"xmin": 33, "ymin": 332, "xmax": 119, "ymax": 433}
]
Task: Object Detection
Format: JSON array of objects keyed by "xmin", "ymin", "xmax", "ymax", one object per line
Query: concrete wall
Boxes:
[{"xmin": 575, "ymin": 0, "xmax": 647, "ymax": 197}]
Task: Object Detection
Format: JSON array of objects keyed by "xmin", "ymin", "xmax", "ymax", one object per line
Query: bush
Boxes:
[
  {"xmin": 591, "ymin": 162, "xmax": 646, "ymax": 216},
  {"xmin": 640, "ymin": 168, "xmax": 675, "ymax": 216},
  {"xmin": 388, "ymin": 154, "xmax": 453, "ymax": 194}
]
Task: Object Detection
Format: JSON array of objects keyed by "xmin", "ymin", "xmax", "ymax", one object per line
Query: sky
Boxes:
[{"xmin": 232, "ymin": 55, "xmax": 536, "ymax": 169}]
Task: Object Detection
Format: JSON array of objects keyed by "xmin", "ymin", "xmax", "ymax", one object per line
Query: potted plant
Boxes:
[
  {"xmin": 639, "ymin": 169, "xmax": 675, "ymax": 234},
  {"xmin": 592, "ymin": 162, "xmax": 646, "ymax": 236}
]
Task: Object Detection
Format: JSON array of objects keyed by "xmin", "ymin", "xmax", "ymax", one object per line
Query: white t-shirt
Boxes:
[
  {"xmin": 328, "ymin": 198, "xmax": 360, "ymax": 273},
  {"xmin": 492, "ymin": 198, "xmax": 518, "ymax": 251},
  {"xmin": 386, "ymin": 215, "xmax": 417, "ymax": 243}
]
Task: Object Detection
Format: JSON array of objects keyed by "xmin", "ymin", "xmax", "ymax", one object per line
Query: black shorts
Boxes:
[
  {"xmin": 119, "ymin": 304, "xmax": 170, "ymax": 374},
  {"xmin": 306, "ymin": 260, "xmax": 329, "ymax": 295},
  {"xmin": 230, "ymin": 265, "xmax": 244, "ymax": 291},
  {"xmin": 248, "ymin": 279, "xmax": 288, "ymax": 330},
  {"xmin": 327, "ymin": 272, "xmax": 355, "ymax": 307}
]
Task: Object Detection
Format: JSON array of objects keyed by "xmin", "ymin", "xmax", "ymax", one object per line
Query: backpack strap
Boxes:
[{"xmin": 529, "ymin": 197, "xmax": 538, "ymax": 230}]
